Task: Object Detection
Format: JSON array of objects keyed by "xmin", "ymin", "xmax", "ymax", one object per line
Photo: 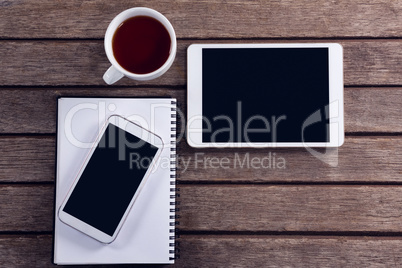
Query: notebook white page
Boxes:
[{"xmin": 54, "ymin": 97, "xmax": 176, "ymax": 264}]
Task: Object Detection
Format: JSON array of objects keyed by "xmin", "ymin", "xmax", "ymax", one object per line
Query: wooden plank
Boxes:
[
  {"xmin": 0, "ymin": 40, "xmax": 401, "ymax": 86},
  {"xmin": 343, "ymin": 41, "xmax": 402, "ymax": 86},
  {"xmin": 0, "ymin": 87, "xmax": 402, "ymax": 133},
  {"xmin": 178, "ymin": 137, "xmax": 402, "ymax": 182},
  {"xmin": 2, "ymin": 235, "xmax": 402, "ymax": 267},
  {"xmin": 0, "ymin": 235, "xmax": 53, "ymax": 267},
  {"xmin": 0, "ymin": 88, "xmax": 185, "ymax": 133},
  {"xmin": 177, "ymin": 236, "xmax": 402, "ymax": 267},
  {"xmin": 0, "ymin": 186, "xmax": 53, "ymax": 232},
  {"xmin": 0, "ymin": 137, "xmax": 400, "ymax": 183},
  {"xmin": 3, "ymin": 185, "xmax": 402, "ymax": 232},
  {"xmin": 179, "ymin": 185, "xmax": 402, "ymax": 232},
  {"xmin": 0, "ymin": 1, "xmax": 401, "ymax": 39},
  {"xmin": 0, "ymin": 137, "xmax": 54, "ymax": 183},
  {"xmin": 0, "ymin": 41, "xmax": 185, "ymax": 86},
  {"xmin": 345, "ymin": 88, "xmax": 402, "ymax": 132},
  {"xmin": 0, "ymin": 88, "xmax": 400, "ymax": 134}
]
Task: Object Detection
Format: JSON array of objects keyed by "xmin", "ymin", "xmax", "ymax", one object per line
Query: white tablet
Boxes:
[{"xmin": 187, "ymin": 43, "xmax": 344, "ymax": 148}]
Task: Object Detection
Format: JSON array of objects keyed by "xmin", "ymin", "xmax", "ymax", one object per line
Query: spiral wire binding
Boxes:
[{"xmin": 169, "ymin": 99, "xmax": 180, "ymax": 261}]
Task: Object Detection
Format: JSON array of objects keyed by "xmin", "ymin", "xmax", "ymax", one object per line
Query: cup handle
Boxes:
[{"xmin": 103, "ymin": 65, "xmax": 124, "ymax": 85}]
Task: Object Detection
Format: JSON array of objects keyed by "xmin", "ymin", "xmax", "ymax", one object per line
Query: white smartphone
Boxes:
[
  {"xmin": 187, "ymin": 43, "xmax": 344, "ymax": 148},
  {"xmin": 58, "ymin": 115, "xmax": 164, "ymax": 243}
]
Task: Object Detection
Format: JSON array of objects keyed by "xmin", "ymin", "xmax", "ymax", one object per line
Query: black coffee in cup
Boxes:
[{"xmin": 112, "ymin": 16, "xmax": 171, "ymax": 74}]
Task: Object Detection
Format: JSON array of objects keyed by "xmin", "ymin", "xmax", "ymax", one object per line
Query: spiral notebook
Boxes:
[{"xmin": 53, "ymin": 97, "xmax": 177, "ymax": 264}]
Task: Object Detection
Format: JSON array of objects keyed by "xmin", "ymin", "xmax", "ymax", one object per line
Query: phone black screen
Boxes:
[
  {"xmin": 63, "ymin": 123, "xmax": 159, "ymax": 236},
  {"xmin": 202, "ymin": 48, "xmax": 330, "ymax": 143}
]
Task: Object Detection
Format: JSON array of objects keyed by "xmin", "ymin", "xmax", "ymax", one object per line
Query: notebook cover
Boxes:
[{"xmin": 53, "ymin": 97, "xmax": 176, "ymax": 264}]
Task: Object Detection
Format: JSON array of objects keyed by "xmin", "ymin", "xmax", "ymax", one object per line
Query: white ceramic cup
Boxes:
[{"xmin": 103, "ymin": 7, "xmax": 177, "ymax": 84}]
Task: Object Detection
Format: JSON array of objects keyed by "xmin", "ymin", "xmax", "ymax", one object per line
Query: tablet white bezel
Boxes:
[
  {"xmin": 58, "ymin": 115, "xmax": 164, "ymax": 243},
  {"xmin": 187, "ymin": 43, "xmax": 344, "ymax": 148}
]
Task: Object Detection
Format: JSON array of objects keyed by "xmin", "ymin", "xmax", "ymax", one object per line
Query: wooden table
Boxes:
[{"xmin": 0, "ymin": 1, "xmax": 401, "ymax": 267}]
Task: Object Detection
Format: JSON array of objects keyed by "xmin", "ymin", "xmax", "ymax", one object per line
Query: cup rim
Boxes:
[{"xmin": 104, "ymin": 7, "xmax": 177, "ymax": 80}]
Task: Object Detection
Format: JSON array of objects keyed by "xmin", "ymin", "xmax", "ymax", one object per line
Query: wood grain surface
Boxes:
[
  {"xmin": 3, "ymin": 185, "xmax": 402, "ymax": 233},
  {"xmin": 0, "ymin": 236, "xmax": 52, "ymax": 267},
  {"xmin": 0, "ymin": 137, "xmax": 54, "ymax": 183},
  {"xmin": 0, "ymin": 88, "xmax": 400, "ymax": 134},
  {"xmin": 178, "ymin": 137, "xmax": 402, "ymax": 182},
  {"xmin": 0, "ymin": 40, "xmax": 401, "ymax": 86},
  {"xmin": 345, "ymin": 88, "xmax": 402, "ymax": 132},
  {"xmin": 0, "ymin": 0, "xmax": 401, "ymax": 266},
  {"xmin": 177, "ymin": 236, "xmax": 402, "ymax": 267},
  {"xmin": 179, "ymin": 185, "xmax": 402, "ymax": 232},
  {"xmin": 0, "ymin": 186, "xmax": 53, "ymax": 232},
  {"xmin": 0, "ymin": 0, "xmax": 401, "ymax": 39},
  {"xmin": 0, "ymin": 88, "xmax": 185, "ymax": 133},
  {"xmin": 0, "ymin": 136, "xmax": 400, "ymax": 183},
  {"xmin": 2, "ymin": 235, "xmax": 402, "ymax": 267}
]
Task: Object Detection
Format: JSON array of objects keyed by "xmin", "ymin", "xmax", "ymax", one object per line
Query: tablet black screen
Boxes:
[{"xmin": 202, "ymin": 48, "xmax": 329, "ymax": 143}]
